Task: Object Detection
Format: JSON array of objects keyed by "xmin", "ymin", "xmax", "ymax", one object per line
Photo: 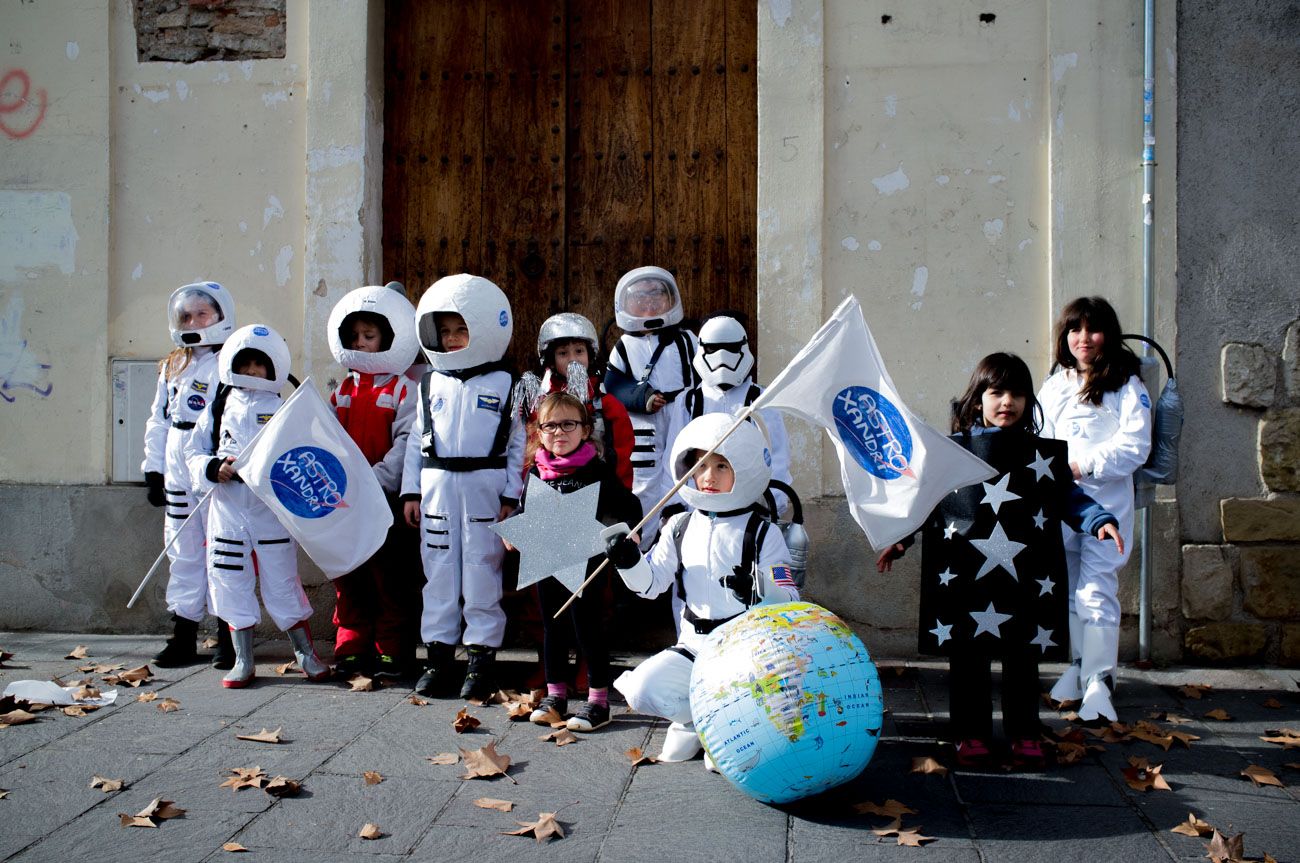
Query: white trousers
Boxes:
[
  {"xmin": 205, "ymin": 483, "xmax": 310, "ymax": 631},
  {"xmin": 417, "ymin": 468, "xmax": 507, "ymax": 648},
  {"xmin": 614, "ymin": 645, "xmax": 696, "ymax": 725},
  {"xmin": 1062, "ymin": 504, "xmax": 1133, "ymax": 628},
  {"xmin": 163, "ymin": 432, "xmax": 209, "ymax": 622}
]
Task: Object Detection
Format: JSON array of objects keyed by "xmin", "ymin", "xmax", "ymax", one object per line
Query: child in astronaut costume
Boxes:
[
  {"xmin": 326, "ymin": 284, "xmax": 419, "ymax": 679},
  {"xmin": 604, "ymin": 414, "xmax": 799, "ymax": 764},
  {"xmin": 603, "ymin": 267, "xmax": 699, "ymax": 545},
  {"xmin": 185, "ymin": 325, "xmax": 330, "ymax": 688},
  {"xmin": 401, "ymin": 274, "xmax": 525, "ymax": 700},
  {"xmin": 142, "ymin": 282, "xmax": 237, "ymax": 669},
  {"xmin": 1038, "ymin": 297, "xmax": 1151, "ymax": 723}
]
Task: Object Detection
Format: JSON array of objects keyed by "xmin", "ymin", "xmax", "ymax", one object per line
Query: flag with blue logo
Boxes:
[
  {"xmin": 233, "ymin": 379, "xmax": 392, "ymax": 578},
  {"xmin": 753, "ymin": 296, "xmax": 996, "ymax": 550}
]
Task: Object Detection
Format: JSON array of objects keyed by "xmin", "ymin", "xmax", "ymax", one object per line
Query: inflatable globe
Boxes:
[{"xmin": 689, "ymin": 601, "xmax": 883, "ymax": 804}]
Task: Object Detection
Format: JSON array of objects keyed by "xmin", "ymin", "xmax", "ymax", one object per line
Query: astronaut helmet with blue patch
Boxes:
[
  {"xmin": 220, "ymin": 324, "xmax": 291, "ymax": 394},
  {"xmin": 327, "ymin": 283, "xmax": 419, "ymax": 375},
  {"xmin": 415, "ymin": 274, "xmax": 513, "ymax": 372},
  {"xmin": 670, "ymin": 412, "xmax": 771, "ymax": 514},
  {"xmin": 168, "ymin": 281, "xmax": 236, "ymax": 348}
]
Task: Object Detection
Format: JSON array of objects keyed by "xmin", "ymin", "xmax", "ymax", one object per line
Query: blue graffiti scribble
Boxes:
[{"xmin": 0, "ymin": 293, "xmax": 53, "ymax": 402}]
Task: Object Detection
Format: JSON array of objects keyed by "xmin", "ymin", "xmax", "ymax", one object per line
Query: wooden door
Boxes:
[{"xmin": 383, "ymin": 0, "xmax": 757, "ymax": 372}]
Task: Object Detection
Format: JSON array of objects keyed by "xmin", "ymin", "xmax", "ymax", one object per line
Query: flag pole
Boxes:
[
  {"xmin": 126, "ymin": 490, "xmax": 213, "ymax": 609},
  {"xmin": 551, "ymin": 404, "xmax": 759, "ymax": 618}
]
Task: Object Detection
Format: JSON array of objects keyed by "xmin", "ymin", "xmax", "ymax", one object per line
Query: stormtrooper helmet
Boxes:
[
  {"xmin": 670, "ymin": 412, "xmax": 771, "ymax": 513},
  {"xmin": 415, "ymin": 274, "xmax": 513, "ymax": 372},
  {"xmin": 220, "ymin": 324, "xmax": 292, "ymax": 394},
  {"xmin": 693, "ymin": 315, "xmax": 754, "ymax": 390},
  {"xmin": 168, "ymin": 281, "xmax": 236, "ymax": 347},
  {"xmin": 614, "ymin": 266, "xmax": 683, "ymax": 333},
  {"xmin": 327, "ymin": 284, "xmax": 418, "ymax": 375}
]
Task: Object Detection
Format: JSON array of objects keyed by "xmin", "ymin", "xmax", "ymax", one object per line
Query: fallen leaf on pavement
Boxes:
[
  {"xmin": 540, "ymin": 728, "xmax": 578, "ymax": 746},
  {"xmin": 1128, "ymin": 724, "xmax": 1175, "ymax": 751},
  {"xmin": 80, "ymin": 663, "xmax": 125, "ymax": 674},
  {"xmin": 73, "ymin": 685, "xmax": 100, "ymax": 701},
  {"xmin": 1053, "ymin": 742, "xmax": 1091, "ymax": 765},
  {"xmin": 221, "ymin": 842, "xmax": 248, "ymax": 852},
  {"xmin": 65, "ymin": 645, "xmax": 89, "ymax": 660},
  {"xmin": 474, "ymin": 797, "xmax": 514, "ymax": 811},
  {"xmin": 1179, "ymin": 683, "xmax": 1211, "ymax": 699},
  {"xmin": 1169, "ymin": 729, "xmax": 1200, "ymax": 748},
  {"xmin": 407, "ymin": 694, "xmax": 429, "ymax": 706},
  {"xmin": 1260, "ymin": 729, "xmax": 1300, "ymax": 749},
  {"xmin": 201, "ymin": 637, "xmax": 219, "ymax": 649},
  {"xmin": 1285, "ymin": 762, "xmax": 1300, "ymax": 771},
  {"xmin": 0, "ymin": 789, "xmax": 8, "ymax": 799},
  {"xmin": 854, "ymin": 799, "xmax": 917, "ymax": 818},
  {"xmin": 872, "ymin": 817, "xmax": 903, "ymax": 837},
  {"xmin": 275, "ymin": 661, "xmax": 298, "ymax": 676},
  {"xmin": 896, "ymin": 829, "xmax": 936, "ymax": 847},
  {"xmin": 1262, "ymin": 698, "xmax": 1282, "ymax": 709},
  {"xmin": 1170, "ymin": 812, "xmax": 1214, "ymax": 837},
  {"xmin": 504, "ymin": 700, "xmax": 533, "ymax": 721},
  {"xmin": 62, "ymin": 705, "xmax": 97, "ymax": 717},
  {"xmin": 157, "ymin": 698, "xmax": 182, "ymax": 713},
  {"xmin": 910, "ymin": 756, "xmax": 948, "ymax": 776},
  {"xmin": 220, "ymin": 766, "xmax": 269, "ymax": 792},
  {"xmin": 1204, "ymin": 709, "xmax": 1233, "ymax": 721},
  {"xmin": 0, "ymin": 710, "xmax": 37, "ymax": 726},
  {"xmin": 460, "ymin": 740, "xmax": 516, "ymax": 783},
  {"xmin": 359, "ymin": 823, "xmax": 383, "ymax": 840},
  {"xmin": 137, "ymin": 692, "xmax": 159, "ymax": 703},
  {"xmin": 119, "ymin": 797, "xmax": 185, "ymax": 828},
  {"xmin": 625, "ymin": 747, "xmax": 656, "ymax": 766},
  {"xmin": 426, "ymin": 752, "xmax": 459, "ymax": 765},
  {"xmin": 0, "ymin": 649, "xmax": 13, "ymax": 667},
  {"xmin": 453, "ymin": 707, "xmax": 481, "ymax": 733},
  {"xmin": 530, "ymin": 706, "xmax": 563, "ymax": 727},
  {"xmin": 90, "ymin": 776, "xmax": 124, "ymax": 792},
  {"xmin": 504, "ymin": 810, "xmax": 566, "ymax": 843},
  {"xmin": 105, "ymin": 666, "xmax": 153, "ymax": 688},
  {"xmin": 363, "ymin": 771, "xmax": 384, "ymax": 785},
  {"xmin": 263, "ymin": 776, "xmax": 301, "ymax": 798},
  {"xmin": 1204, "ymin": 828, "xmax": 1244, "ymax": 863},
  {"xmin": 348, "ymin": 674, "xmax": 376, "ymax": 692},
  {"xmin": 1123, "ymin": 757, "xmax": 1172, "ymax": 792},
  {"xmin": 235, "ymin": 727, "xmax": 284, "ymax": 744},
  {"xmin": 1240, "ymin": 765, "xmax": 1283, "ymax": 788}
]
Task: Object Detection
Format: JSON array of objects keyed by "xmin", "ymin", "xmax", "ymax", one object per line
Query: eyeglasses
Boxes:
[{"xmin": 538, "ymin": 419, "xmax": 581, "ymax": 434}]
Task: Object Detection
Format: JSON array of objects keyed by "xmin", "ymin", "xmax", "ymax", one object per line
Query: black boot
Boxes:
[
  {"xmin": 210, "ymin": 619, "xmax": 235, "ymax": 670},
  {"xmin": 414, "ymin": 643, "xmax": 457, "ymax": 697},
  {"xmin": 152, "ymin": 615, "xmax": 200, "ymax": 668},
  {"xmin": 459, "ymin": 645, "xmax": 497, "ymax": 701}
]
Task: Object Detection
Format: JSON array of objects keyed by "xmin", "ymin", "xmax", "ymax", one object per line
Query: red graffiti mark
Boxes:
[{"xmin": 0, "ymin": 68, "xmax": 47, "ymax": 140}]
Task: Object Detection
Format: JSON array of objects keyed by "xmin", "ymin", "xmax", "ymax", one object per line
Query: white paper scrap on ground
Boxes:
[{"xmin": 3, "ymin": 680, "xmax": 118, "ymax": 706}]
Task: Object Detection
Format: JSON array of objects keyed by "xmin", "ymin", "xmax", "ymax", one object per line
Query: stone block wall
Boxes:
[{"xmin": 134, "ymin": 0, "xmax": 286, "ymax": 62}]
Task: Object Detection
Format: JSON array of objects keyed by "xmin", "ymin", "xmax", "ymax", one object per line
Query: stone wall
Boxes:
[{"xmin": 134, "ymin": 0, "xmax": 286, "ymax": 62}]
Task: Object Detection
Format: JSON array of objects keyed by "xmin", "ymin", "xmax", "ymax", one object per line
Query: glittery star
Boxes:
[
  {"xmin": 969, "ymin": 602, "xmax": 1013, "ymax": 639},
  {"xmin": 1036, "ymin": 576, "xmax": 1055, "ymax": 597},
  {"xmin": 943, "ymin": 521, "xmax": 958, "ymax": 540},
  {"xmin": 937, "ymin": 568, "xmax": 958, "ymax": 586},
  {"xmin": 1032, "ymin": 508, "xmax": 1047, "ymax": 530},
  {"xmin": 980, "ymin": 473, "xmax": 1021, "ymax": 514},
  {"xmin": 929, "ymin": 620, "xmax": 953, "ymax": 646},
  {"xmin": 970, "ymin": 521, "xmax": 1027, "ymax": 580},
  {"xmin": 1027, "ymin": 450, "xmax": 1054, "ymax": 483},
  {"xmin": 491, "ymin": 476, "xmax": 606, "ymax": 595},
  {"xmin": 1030, "ymin": 626, "xmax": 1057, "ymax": 652}
]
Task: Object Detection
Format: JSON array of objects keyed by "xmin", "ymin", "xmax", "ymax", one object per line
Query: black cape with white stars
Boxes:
[{"xmin": 915, "ymin": 429, "xmax": 1072, "ymax": 661}]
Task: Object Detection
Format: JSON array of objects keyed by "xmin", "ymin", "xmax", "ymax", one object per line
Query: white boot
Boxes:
[
  {"xmin": 658, "ymin": 721, "xmax": 703, "ymax": 762},
  {"xmin": 703, "ymin": 750, "xmax": 719, "ymax": 773},
  {"xmin": 286, "ymin": 620, "xmax": 331, "ymax": 682},
  {"xmin": 1048, "ymin": 613, "xmax": 1084, "ymax": 704},
  {"xmin": 1077, "ymin": 625, "xmax": 1119, "ymax": 723},
  {"xmin": 222, "ymin": 627, "xmax": 256, "ymax": 689}
]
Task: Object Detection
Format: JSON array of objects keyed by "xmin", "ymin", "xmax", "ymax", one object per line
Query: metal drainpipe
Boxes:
[{"xmin": 1138, "ymin": 0, "xmax": 1156, "ymax": 662}]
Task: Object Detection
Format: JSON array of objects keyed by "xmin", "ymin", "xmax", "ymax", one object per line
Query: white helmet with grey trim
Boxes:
[
  {"xmin": 614, "ymin": 266, "xmax": 683, "ymax": 333},
  {"xmin": 327, "ymin": 284, "xmax": 418, "ymax": 375},
  {"xmin": 669, "ymin": 412, "xmax": 771, "ymax": 513},
  {"xmin": 168, "ymin": 281, "xmax": 236, "ymax": 347},
  {"xmin": 692, "ymin": 315, "xmax": 754, "ymax": 389},
  {"xmin": 219, "ymin": 324, "xmax": 292, "ymax": 394},
  {"xmin": 415, "ymin": 274, "xmax": 513, "ymax": 371}
]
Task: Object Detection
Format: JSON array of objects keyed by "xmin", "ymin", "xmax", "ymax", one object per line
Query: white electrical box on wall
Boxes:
[{"xmin": 111, "ymin": 359, "xmax": 160, "ymax": 484}]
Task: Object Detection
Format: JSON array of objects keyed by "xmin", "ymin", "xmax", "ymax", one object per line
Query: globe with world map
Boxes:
[{"xmin": 689, "ymin": 601, "xmax": 884, "ymax": 804}]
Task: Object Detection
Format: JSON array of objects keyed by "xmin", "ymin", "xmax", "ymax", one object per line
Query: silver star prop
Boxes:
[
  {"xmin": 937, "ymin": 568, "xmax": 958, "ymax": 586},
  {"xmin": 1032, "ymin": 508, "xmax": 1047, "ymax": 530},
  {"xmin": 970, "ymin": 521, "xmax": 1028, "ymax": 581},
  {"xmin": 1036, "ymin": 576, "xmax": 1055, "ymax": 596},
  {"xmin": 492, "ymin": 476, "xmax": 607, "ymax": 596},
  {"xmin": 929, "ymin": 619, "xmax": 953, "ymax": 646},
  {"xmin": 1030, "ymin": 626, "xmax": 1057, "ymax": 652},
  {"xmin": 1027, "ymin": 450, "xmax": 1054, "ymax": 482},
  {"xmin": 969, "ymin": 602, "xmax": 1013, "ymax": 639},
  {"xmin": 980, "ymin": 473, "xmax": 1021, "ymax": 514}
]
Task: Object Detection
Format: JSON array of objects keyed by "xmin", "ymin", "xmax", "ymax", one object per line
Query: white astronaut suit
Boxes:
[
  {"xmin": 400, "ymin": 274, "xmax": 524, "ymax": 651},
  {"xmin": 1038, "ymin": 368, "xmax": 1151, "ymax": 721},
  {"xmin": 610, "ymin": 414, "xmax": 799, "ymax": 763},
  {"xmin": 142, "ymin": 282, "xmax": 236, "ymax": 626}
]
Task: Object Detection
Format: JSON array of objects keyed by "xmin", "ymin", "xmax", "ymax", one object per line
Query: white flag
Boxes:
[
  {"xmin": 233, "ymin": 378, "xmax": 392, "ymax": 578},
  {"xmin": 753, "ymin": 296, "xmax": 995, "ymax": 550}
]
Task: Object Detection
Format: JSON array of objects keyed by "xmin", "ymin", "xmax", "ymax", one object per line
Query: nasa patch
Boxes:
[
  {"xmin": 186, "ymin": 394, "xmax": 207, "ymax": 411},
  {"xmin": 831, "ymin": 385, "xmax": 914, "ymax": 480},
  {"xmin": 498, "ymin": 310, "xmax": 509, "ymax": 327},
  {"xmin": 1139, "ymin": 393, "xmax": 1151, "ymax": 409},
  {"xmin": 477, "ymin": 394, "xmax": 501, "ymax": 412},
  {"xmin": 252, "ymin": 326, "xmax": 270, "ymax": 336},
  {"xmin": 269, "ymin": 446, "xmax": 348, "ymax": 519},
  {"xmin": 763, "ymin": 447, "xmax": 772, "ymax": 467},
  {"xmin": 430, "ymin": 397, "xmax": 445, "ymax": 413}
]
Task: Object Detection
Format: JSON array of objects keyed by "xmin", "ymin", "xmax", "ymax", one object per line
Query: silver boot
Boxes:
[
  {"xmin": 1077, "ymin": 625, "xmax": 1120, "ymax": 723},
  {"xmin": 1048, "ymin": 612, "xmax": 1084, "ymax": 704},
  {"xmin": 222, "ymin": 627, "xmax": 256, "ymax": 689},
  {"xmin": 286, "ymin": 621, "xmax": 331, "ymax": 681}
]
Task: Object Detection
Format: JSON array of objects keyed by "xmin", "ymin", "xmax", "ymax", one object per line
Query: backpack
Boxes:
[{"xmin": 1122, "ymin": 334, "xmax": 1182, "ymax": 488}]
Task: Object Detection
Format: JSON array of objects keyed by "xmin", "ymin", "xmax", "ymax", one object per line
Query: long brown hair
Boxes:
[
  {"xmin": 1051, "ymin": 296, "xmax": 1140, "ymax": 405},
  {"xmin": 159, "ymin": 347, "xmax": 193, "ymax": 381},
  {"xmin": 950, "ymin": 352, "xmax": 1040, "ymax": 434}
]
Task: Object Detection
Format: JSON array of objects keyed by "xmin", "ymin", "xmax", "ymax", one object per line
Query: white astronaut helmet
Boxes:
[
  {"xmin": 220, "ymin": 324, "xmax": 292, "ymax": 394},
  {"xmin": 327, "ymin": 284, "xmax": 418, "ymax": 375},
  {"xmin": 670, "ymin": 412, "xmax": 771, "ymax": 513},
  {"xmin": 168, "ymin": 281, "xmax": 236, "ymax": 347},
  {"xmin": 415, "ymin": 274, "xmax": 513, "ymax": 372},
  {"xmin": 693, "ymin": 315, "xmax": 755, "ymax": 390},
  {"xmin": 614, "ymin": 266, "xmax": 683, "ymax": 333},
  {"xmin": 537, "ymin": 312, "xmax": 599, "ymax": 363}
]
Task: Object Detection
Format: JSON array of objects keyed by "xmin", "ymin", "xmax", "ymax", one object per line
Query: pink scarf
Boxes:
[{"xmin": 534, "ymin": 441, "xmax": 597, "ymax": 479}]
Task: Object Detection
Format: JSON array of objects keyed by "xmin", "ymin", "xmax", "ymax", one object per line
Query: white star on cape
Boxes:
[
  {"xmin": 1032, "ymin": 508, "xmax": 1047, "ymax": 530},
  {"xmin": 937, "ymin": 568, "xmax": 958, "ymax": 586},
  {"xmin": 929, "ymin": 620, "xmax": 953, "ymax": 646},
  {"xmin": 980, "ymin": 473, "xmax": 1021, "ymax": 514},
  {"xmin": 491, "ymin": 476, "xmax": 606, "ymax": 595},
  {"xmin": 970, "ymin": 521, "xmax": 1027, "ymax": 580},
  {"xmin": 1030, "ymin": 626, "xmax": 1057, "ymax": 652},
  {"xmin": 944, "ymin": 522, "xmax": 958, "ymax": 540},
  {"xmin": 1027, "ymin": 450, "xmax": 1054, "ymax": 483},
  {"xmin": 1036, "ymin": 576, "xmax": 1055, "ymax": 597},
  {"xmin": 969, "ymin": 602, "xmax": 1013, "ymax": 639}
]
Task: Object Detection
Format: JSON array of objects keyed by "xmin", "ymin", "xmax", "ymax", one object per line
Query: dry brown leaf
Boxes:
[
  {"xmin": 73, "ymin": 685, "xmax": 100, "ymax": 701},
  {"xmin": 1204, "ymin": 828, "xmax": 1244, "ymax": 863},
  {"xmin": 0, "ymin": 649, "xmax": 13, "ymax": 667},
  {"xmin": 363, "ymin": 771, "xmax": 384, "ymax": 785},
  {"xmin": 625, "ymin": 747, "xmax": 657, "ymax": 767},
  {"xmin": 910, "ymin": 756, "xmax": 948, "ymax": 776},
  {"xmin": 263, "ymin": 776, "xmax": 301, "ymax": 798},
  {"xmin": 220, "ymin": 766, "xmax": 268, "ymax": 792},
  {"xmin": 275, "ymin": 661, "xmax": 299, "ymax": 676},
  {"xmin": 80, "ymin": 662, "xmax": 125, "ymax": 674},
  {"xmin": 65, "ymin": 645, "xmax": 89, "ymax": 660},
  {"xmin": 157, "ymin": 698, "xmax": 182, "ymax": 713},
  {"xmin": 62, "ymin": 705, "xmax": 93, "ymax": 717},
  {"xmin": 359, "ymin": 823, "xmax": 383, "ymax": 840},
  {"xmin": 106, "ymin": 666, "xmax": 154, "ymax": 688},
  {"xmin": 90, "ymin": 776, "xmax": 124, "ymax": 792},
  {"xmin": 137, "ymin": 692, "xmax": 159, "ymax": 703},
  {"xmin": 530, "ymin": 706, "xmax": 563, "ymax": 727},
  {"xmin": 1170, "ymin": 812, "xmax": 1214, "ymax": 837},
  {"xmin": 1128, "ymin": 727, "xmax": 1175, "ymax": 751},
  {"xmin": 541, "ymin": 728, "xmax": 578, "ymax": 746},
  {"xmin": 221, "ymin": 842, "xmax": 248, "ymax": 852},
  {"xmin": 460, "ymin": 740, "xmax": 516, "ymax": 783},
  {"xmin": 504, "ymin": 810, "xmax": 565, "ymax": 843},
  {"xmin": 474, "ymin": 797, "xmax": 515, "ymax": 812},
  {"xmin": 201, "ymin": 636, "xmax": 220, "ymax": 649},
  {"xmin": 1169, "ymin": 730, "xmax": 1201, "ymax": 748},
  {"xmin": 407, "ymin": 694, "xmax": 429, "ymax": 707},
  {"xmin": 348, "ymin": 674, "xmax": 376, "ymax": 692},
  {"xmin": 504, "ymin": 701, "xmax": 533, "ymax": 721},
  {"xmin": 0, "ymin": 709, "xmax": 37, "ymax": 726},
  {"xmin": 896, "ymin": 828, "xmax": 936, "ymax": 847},
  {"xmin": 27, "ymin": 702, "xmax": 54, "ymax": 712},
  {"xmin": 119, "ymin": 797, "xmax": 185, "ymax": 828},
  {"xmin": 872, "ymin": 817, "xmax": 903, "ymax": 837},
  {"xmin": 426, "ymin": 752, "xmax": 459, "ymax": 765},
  {"xmin": 453, "ymin": 707, "xmax": 481, "ymax": 733},
  {"xmin": 1240, "ymin": 764, "xmax": 1284, "ymax": 788},
  {"xmin": 235, "ymin": 727, "xmax": 284, "ymax": 744},
  {"xmin": 1285, "ymin": 762, "xmax": 1300, "ymax": 771},
  {"xmin": 1179, "ymin": 683, "xmax": 1211, "ymax": 699},
  {"xmin": 0, "ymin": 789, "xmax": 8, "ymax": 799},
  {"xmin": 1123, "ymin": 757, "xmax": 1172, "ymax": 792},
  {"xmin": 854, "ymin": 799, "xmax": 918, "ymax": 819},
  {"xmin": 1262, "ymin": 697, "xmax": 1283, "ymax": 709},
  {"xmin": 1204, "ymin": 709, "xmax": 1233, "ymax": 722},
  {"xmin": 1260, "ymin": 729, "xmax": 1300, "ymax": 749},
  {"xmin": 1053, "ymin": 742, "xmax": 1090, "ymax": 765}
]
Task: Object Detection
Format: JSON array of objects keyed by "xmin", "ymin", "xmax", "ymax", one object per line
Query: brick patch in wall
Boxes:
[
  {"xmin": 134, "ymin": 0, "xmax": 286, "ymax": 63},
  {"xmin": 1183, "ymin": 621, "xmax": 1268, "ymax": 662},
  {"xmin": 1239, "ymin": 545, "xmax": 1300, "ymax": 620}
]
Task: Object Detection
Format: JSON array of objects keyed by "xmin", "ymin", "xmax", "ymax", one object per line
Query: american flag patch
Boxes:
[{"xmin": 770, "ymin": 565, "xmax": 797, "ymax": 590}]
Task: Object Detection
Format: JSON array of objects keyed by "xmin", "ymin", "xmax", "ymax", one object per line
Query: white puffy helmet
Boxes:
[
  {"xmin": 220, "ymin": 324, "xmax": 292, "ymax": 393},
  {"xmin": 415, "ymin": 274, "xmax": 513, "ymax": 372},
  {"xmin": 693, "ymin": 315, "xmax": 755, "ymax": 390},
  {"xmin": 537, "ymin": 312, "xmax": 598, "ymax": 362},
  {"xmin": 670, "ymin": 412, "xmax": 771, "ymax": 513},
  {"xmin": 327, "ymin": 284, "xmax": 418, "ymax": 375},
  {"xmin": 614, "ymin": 266, "xmax": 683, "ymax": 333},
  {"xmin": 168, "ymin": 281, "xmax": 236, "ymax": 347}
]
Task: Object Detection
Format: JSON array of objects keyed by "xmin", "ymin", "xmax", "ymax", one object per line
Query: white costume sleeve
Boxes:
[
  {"xmin": 659, "ymin": 397, "xmax": 690, "ymax": 507},
  {"xmin": 618, "ymin": 512, "xmax": 686, "ymax": 600},
  {"xmin": 400, "ymin": 380, "xmax": 425, "ymax": 498},
  {"xmin": 141, "ymin": 370, "xmax": 169, "ymax": 475},
  {"xmin": 373, "ymin": 378, "xmax": 415, "ymax": 494},
  {"xmin": 761, "ymin": 405, "xmax": 793, "ymax": 513},
  {"xmin": 1076, "ymin": 375, "xmax": 1153, "ymax": 481},
  {"xmin": 184, "ymin": 401, "xmax": 217, "ymax": 493},
  {"xmin": 501, "ymin": 394, "xmax": 526, "ymax": 502},
  {"xmin": 753, "ymin": 522, "xmax": 799, "ymax": 604}
]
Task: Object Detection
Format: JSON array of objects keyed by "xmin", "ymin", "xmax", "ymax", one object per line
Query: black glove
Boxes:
[
  {"xmin": 144, "ymin": 471, "xmax": 166, "ymax": 508},
  {"xmin": 722, "ymin": 567, "xmax": 754, "ymax": 603},
  {"xmin": 604, "ymin": 532, "xmax": 642, "ymax": 569}
]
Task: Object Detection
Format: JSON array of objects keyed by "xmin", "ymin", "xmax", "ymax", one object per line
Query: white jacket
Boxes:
[
  {"xmin": 184, "ymin": 386, "xmax": 284, "ymax": 492},
  {"xmin": 141, "ymin": 348, "xmax": 221, "ymax": 480}
]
